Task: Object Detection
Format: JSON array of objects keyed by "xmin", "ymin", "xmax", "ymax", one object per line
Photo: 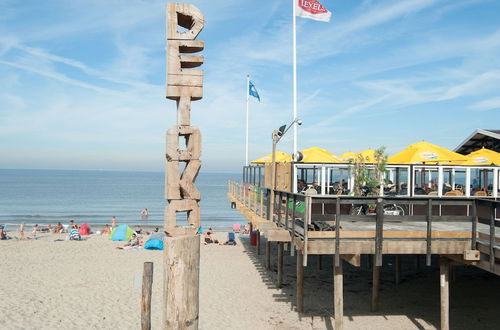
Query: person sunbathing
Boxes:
[
  {"xmin": 100, "ymin": 224, "xmax": 111, "ymax": 235},
  {"xmin": 203, "ymin": 231, "xmax": 219, "ymax": 245},
  {"xmin": 116, "ymin": 234, "xmax": 141, "ymax": 249},
  {"xmin": 53, "ymin": 222, "xmax": 63, "ymax": 233},
  {"xmin": 41, "ymin": 224, "xmax": 52, "ymax": 232}
]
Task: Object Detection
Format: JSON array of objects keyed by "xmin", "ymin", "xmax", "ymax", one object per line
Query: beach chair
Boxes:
[
  {"xmin": 232, "ymin": 224, "xmax": 241, "ymax": 233},
  {"xmin": 226, "ymin": 232, "xmax": 237, "ymax": 245}
]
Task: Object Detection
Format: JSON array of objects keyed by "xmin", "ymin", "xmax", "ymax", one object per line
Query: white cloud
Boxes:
[{"xmin": 469, "ymin": 97, "xmax": 500, "ymax": 111}]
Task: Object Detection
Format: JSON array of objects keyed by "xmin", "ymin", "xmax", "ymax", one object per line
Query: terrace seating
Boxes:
[
  {"xmin": 445, "ymin": 190, "xmax": 464, "ymax": 196},
  {"xmin": 474, "ymin": 190, "xmax": 487, "ymax": 196}
]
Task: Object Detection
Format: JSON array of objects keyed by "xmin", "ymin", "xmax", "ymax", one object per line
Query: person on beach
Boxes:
[
  {"xmin": 203, "ymin": 231, "xmax": 218, "ymax": 245},
  {"xmin": 69, "ymin": 224, "xmax": 81, "ymax": 240},
  {"xmin": 31, "ymin": 224, "xmax": 39, "ymax": 238},
  {"xmin": 68, "ymin": 220, "xmax": 76, "ymax": 230},
  {"xmin": 134, "ymin": 226, "xmax": 150, "ymax": 236},
  {"xmin": 19, "ymin": 222, "xmax": 25, "ymax": 240},
  {"xmin": 140, "ymin": 208, "xmax": 149, "ymax": 220},
  {"xmin": 100, "ymin": 224, "xmax": 111, "ymax": 235},
  {"xmin": 0, "ymin": 225, "xmax": 7, "ymax": 240},
  {"xmin": 53, "ymin": 222, "xmax": 63, "ymax": 233},
  {"xmin": 116, "ymin": 233, "xmax": 140, "ymax": 249},
  {"xmin": 111, "ymin": 216, "xmax": 117, "ymax": 227},
  {"xmin": 41, "ymin": 223, "xmax": 52, "ymax": 232}
]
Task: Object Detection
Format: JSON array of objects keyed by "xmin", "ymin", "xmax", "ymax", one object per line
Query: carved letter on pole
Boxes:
[{"xmin": 165, "ymin": 2, "xmax": 204, "ymax": 233}]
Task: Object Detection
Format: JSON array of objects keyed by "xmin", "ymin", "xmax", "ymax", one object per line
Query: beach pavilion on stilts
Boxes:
[{"xmin": 230, "ymin": 130, "xmax": 499, "ymax": 330}]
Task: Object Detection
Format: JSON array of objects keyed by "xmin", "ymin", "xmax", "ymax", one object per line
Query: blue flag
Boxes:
[{"xmin": 249, "ymin": 80, "xmax": 260, "ymax": 101}]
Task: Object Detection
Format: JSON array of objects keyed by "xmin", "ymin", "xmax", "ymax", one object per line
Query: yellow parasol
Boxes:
[
  {"xmin": 251, "ymin": 151, "xmax": 292, "ymax": 164},
  {"xmin": 388, "ymin": 141, "xmax": 468, "ymax": 164},
  {"xmin": 356, "ymin": 149, "xmax": 378, "ymax": 163},
  {"xmin": 340, "ymin": 151, "xmax": 357, "ymax": 161},
  {"xmin": 460, "ymin": 148, "xmax": 500, "ymax": 166},
  {"xmin": 299, "ymin": 147, "xmax": 345, "ymax": 163}
]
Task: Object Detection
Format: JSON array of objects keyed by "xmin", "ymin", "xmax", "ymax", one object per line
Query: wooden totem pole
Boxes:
[{"xmin": 163, "ymin": 3, "xmax": 204, "ymax": 329}]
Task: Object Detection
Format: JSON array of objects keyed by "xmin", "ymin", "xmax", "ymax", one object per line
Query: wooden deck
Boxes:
[{"xmin": 227, "ymin": 181, "xmax": 499, "ymax": 330}]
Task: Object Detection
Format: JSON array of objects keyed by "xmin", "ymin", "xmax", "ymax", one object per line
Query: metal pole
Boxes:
[
  {"xmin": 269, "ymin": 138, "xmax": 277, "ymax": 221},
  {"xmin": 245, "ymin": 75, "xmax": 250, "ymax": 165},
  {"xmin": 292, "ymin": 0, "xmax": 298, "ymax": 156}
]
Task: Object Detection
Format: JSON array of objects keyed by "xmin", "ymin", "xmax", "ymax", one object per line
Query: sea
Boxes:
[{"xmin": 0, "ymin": 169, "xmax": 245, "ymax": 231}]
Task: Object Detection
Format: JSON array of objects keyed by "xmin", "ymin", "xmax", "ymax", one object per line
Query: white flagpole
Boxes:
[
  {"xmin": 245, "ymin": 75, "xmax": 250, "ymax": 165},
  {"xmin": 292, "ymin": 0, "xmax": 298, "ymax": 157}
]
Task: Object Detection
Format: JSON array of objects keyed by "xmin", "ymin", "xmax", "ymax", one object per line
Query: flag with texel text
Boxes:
[{"xmin": 295, "ymin": 0, "xmax": 332, "ymax": 22}]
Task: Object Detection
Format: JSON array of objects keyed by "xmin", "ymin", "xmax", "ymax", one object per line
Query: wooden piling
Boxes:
[
  {"xmin": 440, "ymin": 257, "xmax": 450, "ymax": 330},
  {"xmin": 371, "ymin": 264, "xmax": 380, "ymax": 312},
  {"xmin": 141, "ymin": 262, "xmax": 154, "ymax": 330},
  {"xmin": 334, "ymin": 257, "xmax": 344, "ymax": 330},
  {"xmin": 395, "ymin": 255, "xmax": 401, "ymax": 285},
  {"xmin": 296, "ymin": 250, "xmax": 304, "ymax": 312},
  {"xmin": 317, "ymin": 255, "xmax": 323, "ymax": 271},
  {"xmin": 265, "ymin": 240, "xmax": 271, "ymax": 270},
  {"xmin": 256, "ymin": 230, "xmax": 261, "ymax": 255},
  {"xmin": 163, "ymin": 235, "xmax": 201, "ymax": 329},
  {"xmin": 277, "ymin": 242, "xmax": 284, "ymax": 287}
]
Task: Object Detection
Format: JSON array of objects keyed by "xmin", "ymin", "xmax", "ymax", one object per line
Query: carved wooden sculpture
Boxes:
[
  {"xmin": 165, "ymin": 2, "xmax": 204, "ymax": 233},
  {"xmin": 163, "ymin": 4, "xmax": 204, "ymax": 329}
]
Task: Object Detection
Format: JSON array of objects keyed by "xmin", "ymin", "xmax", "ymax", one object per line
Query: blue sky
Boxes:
[{"xmin": 0, "ymin": 0, "xmax": 499, "ymax": 172}]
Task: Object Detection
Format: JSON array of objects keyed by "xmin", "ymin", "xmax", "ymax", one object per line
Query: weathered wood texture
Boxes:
[
  {"xmin": 440, "ymin": 257, "xmax": 450, "ymax": 330},
  {"xmin": 296, "ymin": 250, "xmax": 304, "ymax": 312},
  {"xmin": 163, "ymin": 235, "xmax": 201, "ymax": 329},
  {"xmin": 164, "ymin": 5, "xmax": 204, "ymax": 330},
  {"xmin": 165, "ymin": 2, "xmax": 204, "ymax": 231},
  {"xmin": 278, "ymin": 242, "xmax": 284, "ymax": 287},
  {"xmin": 371, "ymin": 264, "xmax": 380, "ymax": 312},
  {"xmin": 141, "ymin": 262, "xmax": 154, "ymax": 330},
  {"xmin": 334, "ymin": 259, "xmax": 344, "ymax": 330}
]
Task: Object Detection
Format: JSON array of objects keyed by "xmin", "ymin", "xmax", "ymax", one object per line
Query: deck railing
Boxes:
[{"xmin": 228, "ymin": 181, "xmax": 499, "ymax": 272}]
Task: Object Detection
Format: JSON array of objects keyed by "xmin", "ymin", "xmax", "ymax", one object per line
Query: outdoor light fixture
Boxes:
[
  {"xmin": 269, "ymin": 118, "xmax": 303, "ymax": 221},
  {"xmin": 273, "ymin": 118, "xmax": 302, "ymax": 143}
]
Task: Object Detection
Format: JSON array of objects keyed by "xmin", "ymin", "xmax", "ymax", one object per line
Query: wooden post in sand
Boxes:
[
  {"xmin": 163, "ymin": 3, "xmax": 205, "ymax": 329},
  {"xmin": 265, "ymin": 240, "xmax": 271, "ymax": 270},
  {"xmin": 371, "ymin": 264, "xmax": 380, "ymax": 312},
  {"xmin": 334, "ymin": 258, "xmax": 343, "ymax": 330},
  {"xmin": 395, "ymin": 255, "xmax": 401, "ymax": 285},
  {"xmin": 296, "ymin": 250, "xmax": 304, "ymax": 312},
  {"xmin": 277, "ymin": 242, "xmax": 284, "ymax": 287},
  {"xmin": 141, "ymin": 262, "xmax": 154, "ymax": 330},
  {"xmin": 440, "ymin": 257, "xmax": 450, "ymax": 330},
  {"xmin": 256, "ymin": 230, "xmax": 261, "ymax": 255},
  {"xmin": 164, "ymin": 235, "xmax": 201, "ymax": 329}
]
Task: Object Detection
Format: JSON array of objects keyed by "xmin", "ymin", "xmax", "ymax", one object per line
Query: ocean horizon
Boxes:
[{"xmin": 0, "ymin": 168, "xmax": 246, "ymax": 231}]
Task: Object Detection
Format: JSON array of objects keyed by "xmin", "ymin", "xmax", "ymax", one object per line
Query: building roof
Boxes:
[{"xmin": 454, "ymin": 129, "xmax": 500, "ymax": 154}]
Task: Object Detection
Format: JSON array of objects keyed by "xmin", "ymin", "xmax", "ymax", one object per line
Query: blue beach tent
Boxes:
[
  {"xmin": 109, "ymin": 224, "xmax": 135, "ymax": 241},
  {"xmin": 144, "ymin": 232, "xmax": 165, "ymax": 250}
]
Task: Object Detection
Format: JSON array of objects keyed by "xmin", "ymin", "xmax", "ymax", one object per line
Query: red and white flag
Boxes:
[{"xmin": 295, "ymin": 0, "xmax": 332, "ymax": 22}]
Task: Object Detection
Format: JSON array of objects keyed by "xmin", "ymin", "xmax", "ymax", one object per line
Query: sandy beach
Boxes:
[{"xmin": 1, "ymin": 232, "xmax": 498, "ymax": 330}]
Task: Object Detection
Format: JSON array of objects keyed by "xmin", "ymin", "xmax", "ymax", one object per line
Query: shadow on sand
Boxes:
[{"xmin": 239, "ymin": 236, "xmax": 499, "ymax": 330}]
